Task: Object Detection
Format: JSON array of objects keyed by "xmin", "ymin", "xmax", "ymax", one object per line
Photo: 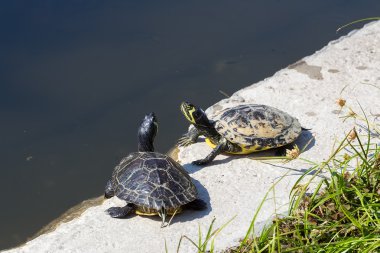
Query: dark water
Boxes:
[{"xmin": 1, "ymin": 0, "xmax": 379, "ymax": 250}]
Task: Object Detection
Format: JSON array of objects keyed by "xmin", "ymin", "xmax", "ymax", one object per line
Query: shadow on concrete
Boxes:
[
  {"xmin": 294, "ymin": 129, "xmax": 315, "ymax": 152},
  {"xmin": 261, "ymin": 162, "xmax": 323, "ymax": 179},
  {"xmin": 357, "ymin": 122, "xmax": 380, "ymax": 138},
  {"xmin": 183, "ymin": 129, "xmax": 316, "ymax": 172},
  {"xmin": 273, "ymin": 129, "xmax": 315, "ymax": 156},
  {"xmin": 167, "ymin": 178, "xmax": 211, "ymax": 224}
]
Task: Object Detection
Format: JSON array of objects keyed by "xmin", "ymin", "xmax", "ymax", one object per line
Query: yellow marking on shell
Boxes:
[
  {"xmin": 216, "ymin": 119, "xmax": 283, "ymax": 139},
  {"xmin": 205, "ymin": 138, "xmax": 271, "ymax": 155},
  {"xmin": 135, "ymin": 208, "xmax": 182, "ymax": 216}
]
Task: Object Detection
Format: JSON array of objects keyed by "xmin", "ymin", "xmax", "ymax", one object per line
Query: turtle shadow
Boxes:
[
  {"xmin": 270, "ymin": 129, "xmax": 315, "ymax": 156},
  {"xmin": 169, "ymin": 178, "xmax": 211, "ymax": 224},
  {"xmin": 183, "ymin": 129, "xmax": 315, "ymax": 172},
  {"xmin": 294, "ymin": 129, "xmax": 315, "ymax": 152}
]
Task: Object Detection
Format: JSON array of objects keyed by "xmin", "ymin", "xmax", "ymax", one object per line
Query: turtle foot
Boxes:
[
  {"xmin": 177, "ymin": 135, "xmax": 195, "ymax": 147},
  {"xmin": 107, "ymin": 204, "xmax": 133, "ymax": 218},
  {"xmin": 177, "ymin": 128, "xmax": 199, "ymax": 147},
  {"xmin": 192, "ymin": 159, "xmax": 209, "ymax": 166},
  {"xmin": 275, "ymin": 144, "xmax": 293, "ymax": 157}
]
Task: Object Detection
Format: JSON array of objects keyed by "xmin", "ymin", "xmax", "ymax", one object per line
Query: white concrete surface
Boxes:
[{"xmin": 3, "ymin": 21, "xmax": 380, "ymax": 253}]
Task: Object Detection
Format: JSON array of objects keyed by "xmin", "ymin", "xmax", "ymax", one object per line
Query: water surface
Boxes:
[{"xmin": 1, "ymin": 0, "xmax": 380, "ymax": 249}]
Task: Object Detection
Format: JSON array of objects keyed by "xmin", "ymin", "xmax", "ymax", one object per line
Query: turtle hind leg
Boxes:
[
  {"xmin": 107, "ymin": 203, "xmax": 135, "ymax": 218},
  {"xmin": 104, "ymin": 179, "xmax": 115, "ymax": 199},
  {"xmin": 275, "ymin": 144, "xmax": 293, "ymax": 157},
  {"xmin": 183, "ymin": 199, "xmax": 207, "ymax": 211}
]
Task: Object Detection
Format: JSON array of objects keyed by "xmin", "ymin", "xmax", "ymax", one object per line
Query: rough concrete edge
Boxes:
[
  {"xmin": 4, "ymin": 196, "xmax": 105, "ymax": 251},
  {"xmin": 31, "ymin": 196, "xmax": 105, "ymax": 240}
]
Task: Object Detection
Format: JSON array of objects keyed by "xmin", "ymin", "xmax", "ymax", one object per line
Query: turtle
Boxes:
[
  {"xmin": 104, "ymin": 112, "xmax": 207, "ymax": 227},
  {"xmin": 178, "ymin": 102, "xmax": 303, "ymax": 165}
]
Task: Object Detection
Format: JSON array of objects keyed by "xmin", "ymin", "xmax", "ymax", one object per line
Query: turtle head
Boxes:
[
  {"xmin": 180, "ymin": 102, "xmax": 211, "ymax": 128},
  {"xmin": 138, "ymin": 112, "xmax": 158, "ymax": 152}
]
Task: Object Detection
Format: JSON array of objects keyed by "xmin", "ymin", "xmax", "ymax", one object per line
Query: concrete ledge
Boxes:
[{"xmin": 3, "ymin": 21, "xmax": 380, "ymax": 253}]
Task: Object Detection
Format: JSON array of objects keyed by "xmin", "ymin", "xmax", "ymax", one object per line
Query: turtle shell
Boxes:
[
  {"xmin": 111, "ymin": 152, "xmax": 197, "ymax": 211},
  {"xmin": 213, "ymin": 104, "xmax": 302, "ymax": 149}
]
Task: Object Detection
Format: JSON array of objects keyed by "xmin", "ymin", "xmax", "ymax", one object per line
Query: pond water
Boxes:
[{"xmin": 1, "ymin": 0, "xmax": 379, "ymax": 250}]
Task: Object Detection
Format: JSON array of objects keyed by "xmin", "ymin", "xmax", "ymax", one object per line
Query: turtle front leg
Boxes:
[
  {"xmin": 192, "ymin": 139, "xmax": 227, "ymax": 166},
  {"xmin": 104, "ymin": 179, "xmax": 115, "ymax": 199},
  {"xmin": 107, "ymin": 203, "xmax": 135, "ymax": 218},
  {"xmin": 177, "ymin": 127, "xmax": 200, "ymax": 147}
]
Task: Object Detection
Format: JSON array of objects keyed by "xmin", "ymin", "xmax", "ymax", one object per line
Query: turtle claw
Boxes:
[
  {"xmin": 107, "ymin": 207, "xmax": 125, "ymax": 218},
  {"xmin": 177, "ymin": 135, "xmax": 195, "ymax": 147},
  {"xmin": 177, "ymin": 128, "xmax": 200, "ymax": 147}
]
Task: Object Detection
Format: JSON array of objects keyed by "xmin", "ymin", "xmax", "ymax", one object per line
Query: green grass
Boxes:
[
  {"xmin": 227, "ymin": 139, "xmax": 380, "ymax": 252},
  {"xmin": 336, "ymin": 17, "xmax": 380, "ymax": 32},
  {"xmin": 172, "ymin": 104, "xmax": 380, "ymax": 252}
]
